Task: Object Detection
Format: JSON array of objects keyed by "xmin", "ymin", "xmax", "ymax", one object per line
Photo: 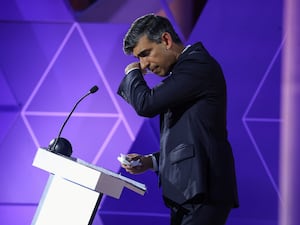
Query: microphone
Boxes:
[{"xmin": 48, "ymin": 85, "xmax": 99, "ymax": 156}]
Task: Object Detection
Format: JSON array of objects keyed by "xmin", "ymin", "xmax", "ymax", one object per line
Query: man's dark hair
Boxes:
[{"xmin": 123, "ymin": 14, "xmax": 182, "ymax": 55}]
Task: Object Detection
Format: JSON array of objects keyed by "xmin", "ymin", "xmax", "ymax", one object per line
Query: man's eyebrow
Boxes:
[{"xmin": 137, "ymin": 49, "xmax": 150, "ymax": 58}]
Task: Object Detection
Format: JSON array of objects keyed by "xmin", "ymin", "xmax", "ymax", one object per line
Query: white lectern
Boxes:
[{"xmin": 32, "ymin": 148, "xmax": 146, "ymax": 225}]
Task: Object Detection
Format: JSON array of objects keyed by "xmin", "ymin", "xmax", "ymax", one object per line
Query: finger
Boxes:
[{"xmin": 127, "ymin": 153, "xmax": 139, "ymax": 159}]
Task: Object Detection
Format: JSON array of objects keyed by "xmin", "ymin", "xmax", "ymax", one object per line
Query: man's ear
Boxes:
[{"xmin": 161, "ymin": 32, "xmax": 173, "ymax": 49}]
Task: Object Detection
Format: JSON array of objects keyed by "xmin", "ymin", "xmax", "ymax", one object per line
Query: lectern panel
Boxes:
[{"xmin": 32, "ymin": 175, "xmax": 101, "ymax": 225}]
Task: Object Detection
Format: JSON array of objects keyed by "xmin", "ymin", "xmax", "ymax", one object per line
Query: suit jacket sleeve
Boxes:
[{"xmin": 117, "ymin": 53, "xmax": 213, "ymax": 118}]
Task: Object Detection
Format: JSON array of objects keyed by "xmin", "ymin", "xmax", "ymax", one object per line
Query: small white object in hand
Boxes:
[{"xmin": 117, "ymin": 153, "xmax": 141, "ymax": 167}]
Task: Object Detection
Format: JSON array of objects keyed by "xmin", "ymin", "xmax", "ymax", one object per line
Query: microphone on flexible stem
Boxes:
[{"xmin": 48, "ymin": 85, "xmax": 99, "ymax": 157}]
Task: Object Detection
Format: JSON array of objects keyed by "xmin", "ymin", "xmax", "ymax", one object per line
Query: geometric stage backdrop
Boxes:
[{"xmin": 0, "ymin": 1, "xmax": 283, "ymax": 224}]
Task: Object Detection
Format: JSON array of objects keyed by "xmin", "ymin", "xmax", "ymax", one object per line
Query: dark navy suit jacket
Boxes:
[{"xmin": 118, "ymin": 42, "xmax": 239, "ymax": 208}]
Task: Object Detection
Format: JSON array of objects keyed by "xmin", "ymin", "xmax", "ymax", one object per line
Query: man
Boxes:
[{"xmin": 117, "ymin": 14, "xmax": 239, "ymax": 225}]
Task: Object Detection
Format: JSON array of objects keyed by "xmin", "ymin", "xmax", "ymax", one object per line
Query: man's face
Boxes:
[{"xmin": 132, "ymin": 34, "xmax": 176, "ymax": 77}]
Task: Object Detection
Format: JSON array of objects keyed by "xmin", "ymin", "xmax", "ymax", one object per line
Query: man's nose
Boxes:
[{"xmin": 139, "ymin": 57, "xmax": 149, "ymax": 70}]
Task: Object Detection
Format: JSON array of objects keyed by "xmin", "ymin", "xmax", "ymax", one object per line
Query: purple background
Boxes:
[{"xmin": 0, "ymin": 0, "xmax": 283, "ymax": 224}]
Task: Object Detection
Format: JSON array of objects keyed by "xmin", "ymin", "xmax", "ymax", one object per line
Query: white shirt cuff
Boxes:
[
  {"xmin": 125, "ymin": 67, "xmax": 140, "ymax": 75},
  {"xmin": 149, "ymin": 154, "xmax": 158, "ymax": 172}
]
